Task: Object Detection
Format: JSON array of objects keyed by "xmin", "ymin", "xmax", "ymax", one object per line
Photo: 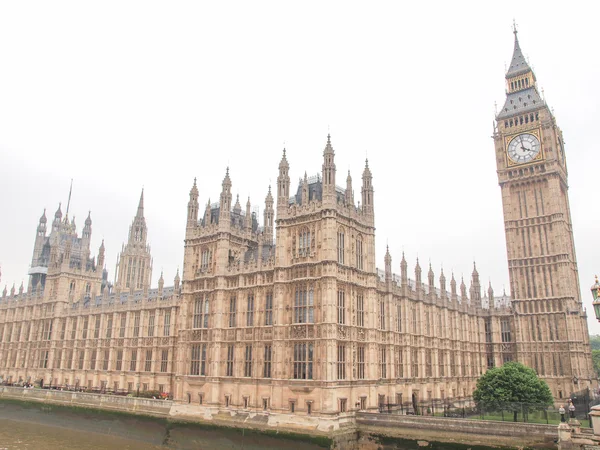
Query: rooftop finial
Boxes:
[
  {"xmin": 512, "ymin": 19, "xmax": 518, "ymax": 36},
  {"xmin": 66, "ymin": 179, "xmax": 73, "ymax": 216}
]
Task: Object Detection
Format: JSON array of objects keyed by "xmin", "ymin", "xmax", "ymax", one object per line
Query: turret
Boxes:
[
  {"xmin": 361, "ymin": 159, "xmax": 374, "ymax": 216},
  {"xmin": 233, "ymin": 194, "xmax": 241, "ymax": 214},
  {"xmin": 400, "ymin": 252, "xmax": 408, "ymax": 287},
  {"xmin": 83, "ymin": 211, "xmax": 92, "ymax": 240},
  {"xmin": 52, "ymin": 203, "xmax": 62, "ymax": 233},
  {"xmin": 470, "ymin": 262, "xmax": 481, "ymax": 307},
  {"xmin": 187, "ymin": 178, "xmax": 199, "ymax": 228},
  {"xmin": 277, "ymin": 149, "xmax": 290, "ymax": 213},
  {"xmin": 174, "ymin": 269, "xmax": 180, "ymax": 293},
  {"xmin": 345, "ymin": 171, "xmax": 353, "ymax": 206},
  {"xmin": 245, "ymin": 197, "xmax": 252, "ymax": 232},
  {"xmin": 263, "ymin": 186, "xmax": 274, "ymax": 243},
  {"xmin": 97, "ymin": 240, "xmax": 105, "ymax": 272},
  {"xmin": 219, "ymin": 168, "xmax": 232, "ymax": 227},
  {"xmin": 18, "ymin": 282, "xmax": 24, "ymax": 295},
  {"xmin": 158, "ymin": 271, "xmax": 164, "ymax": 297},
  {"xmin": 204, "ymin": 199, "xmax": 211, "ymax": 226},
  {"xmin": 2, "ymin": 286, "xmax": 6, "ymax": 298},
  {"xmin": 301, "ymin": 172, "xmax": 308, "ymax": 205},
  {"xmin": 321, "ymin": 134, "xmax": 336, "ymax": 205},
  {"xmin": 428, "ymin": 263, "xmax": 435, "ymax": 290},
  {"xmin": 384, "ymin": 246, "xmax": 392, "ymax": 283},
  {"xmin": 488, "ymin": 282, "xmax": 495, "ymax": 309},
  {"xmin": 460, "ymin": 277, "xmax": 468, "ymax": 302},
  {"xmin": 31, "ymin": 209, "xmax": 47, "ymax": 273},
  {"xmin": 415, "ymin": 258, "xmax": 422, "ymax": 286},
  {"xmin": 450, "ymin": 273, "xmax": 457, "ymax": 302}
]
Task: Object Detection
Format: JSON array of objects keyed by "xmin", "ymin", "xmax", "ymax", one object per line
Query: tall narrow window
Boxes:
[
  {"xmin": 337, "ymin": 230, "xmax": 345, "ymax": 264},
  {"xmin": 425, "ymin": 311, "xmax": 430, "ymax": 336},
  {"xmin": 148, "ymin": 311, "xmax": 155, "ymax": 337},
  {"xmin": 119, "ymin": 313, "xmax": 126, "ymax": 338},
  {"xmin": 396, "ymin": 304, "xmax": 402, "ymax": 332},
  {"xmin": 265, "ymin": 292, "xmax": 273, "ymax": 326},
  {"xmin": 163, "ymin": 311, "xmax": 171, "ymax": 336},
  {"xmin": 263, "ymin": 345, "xmax": 272, "ymax": 378},
  {"xmin": 78, "ymin": 350, "xmax": 85, "ymax": 370},
  {"xmin": 357, "ymin": 345, "xmax": 365, "ymax": 379},
  {"xmin": 193, "ymin": 298, "xmax": 203, "ymax": 328},
  {"xmin": 190, "ymin": 345, "xmax": 201, "ymax": 375},
  {"xmin": 356, "ymin": 237, "xmax": 363, "ymax": 270},
  {"xmin": 246, "ymin": 294, "xmax": 254, "ymax": 327},
  {"xmin": 396, "ymin": 348, "xmax": 403, "ymax": 378},
  {"xmin": 501, "ymin": 318, "xmax": 511, "ymax": 342},
  {"xmin": 200, "ymin": 344, "xmax": 207, "ymax": 376},
  {"xmin": 244, "ymin": 345, "xmax": 253, "ymax": 377},
  {"xmin": 425, "ymin": 349, "xmax": 432, "ymax": 377},
  {"xmin": 160, "ymin": 349, "xmax": 168, "ymax": 372},
  {"xmin": 299, "ymin": 228, "xmax": 311, "ymax": 257},
  {"xmin": 438, "ymin": 349, "xmax": 445, "ymax": 376},
  {"xmin": 103, "ymin": 350, "xmax": 110, "ymax": 371},
  {"xmin": 82, "ymin": 316, "xmax": 89, "ymax": 339},
  {"xmin": 379, "ymin": 346, "xmax": 387, "ymax": 378},
  {"xmin": 133, "ymin": 311, "xmax": 141, "ymax": 337},
  {"xmin": 356, "ymin": 293, "xmax": 364, "ymax": 327},
  {"xmin": 337, "ymin": 344, "xmax": 346, "ymax": 380},
  {"xmin": 94, "ymin": 315, "xmax": 101, "ymax": 339},
  {"xmin": 106, "ymin": 315, "xmax": 113, "ymax": 339},
  {"xmin": 116, "ymin": 350, "xmax": 123, "ymax": 371},
  {"xmin": 229, "ymin": 296, "xmax": 237, "ymax": 327},
  {"xmin": 293, "ymin": 342, "xmax": 314, "ymax": 379},
  {"xmin": 145, "ymin": 350, "xmax": 152, "ymax": 372},
  {"xmin": 412, "ymin": 348, "xmax": 419, "ymax": 377},
  {"xmin": 203, "ymin": 297, "xmax": 209, "ymax": 328},
  {"xmin": 90, "ymin": 350, "xmax": 97, "ymax": 370},
  {"xmin": 294, "ymin": 287, "xmax": 314, "ymax": 324},
  {"xmin": 226, "ymin": 345, "xmax": 234, "ymax": 376},
  {"xmin": 337, "ymin": 290, "xmax": 346, "ymax": 324},
  {"xmin": 379, "ymin": 298, "xmax": 386, "ymax": 330},
  {"xmin": 130, "ymin": 349, "xmax": 137, "ymax": 371}
]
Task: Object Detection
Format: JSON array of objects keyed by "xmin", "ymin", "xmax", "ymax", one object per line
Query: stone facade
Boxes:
[{"xmin": 0, "ymin": 31, "xmax": 594, "ymax": 424}]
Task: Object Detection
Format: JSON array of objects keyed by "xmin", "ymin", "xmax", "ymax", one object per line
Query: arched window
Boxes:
[
  {"xmin": 356, "ymin": 235, "xmax": 364, "ymax": 270},
  {"xmin": 298, "ymin": 227, "xmax": 311, "ymax": 257},
  {"xmin": 337, "ymin": 228, "xmax": 345, "ymax": 264}
]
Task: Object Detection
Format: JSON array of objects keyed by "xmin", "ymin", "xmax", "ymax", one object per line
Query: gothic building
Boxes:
[{"xmin": 0, "ymin": 30, "xmax": 593, "ymax": 425}]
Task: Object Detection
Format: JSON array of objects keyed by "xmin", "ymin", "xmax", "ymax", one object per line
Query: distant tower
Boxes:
[
  {"xmin": 361, "ymin": 159, "xmax": 374, "ymax": 218},
  {"xmin": 321, "ymin": 134, "xmax": 336, "ymax": 205},
  {"xmin": 115, "ymin": 190, "xmax": 152, "ymax": 293}
]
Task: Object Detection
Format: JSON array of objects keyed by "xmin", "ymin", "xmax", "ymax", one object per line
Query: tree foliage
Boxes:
[
  {"xmin": 590, "ymin": 335, "xmax": 600, "ymax": 351},
  {"xmin": 473, "ymin": 362, "xmax": 553, "ymax": 420},
  {"xmin": 592, "ymin": 350, "xmax": 600, "ymax": 376}
]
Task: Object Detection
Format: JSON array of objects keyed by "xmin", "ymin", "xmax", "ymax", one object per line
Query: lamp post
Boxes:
[{"xmin": 591, "ymin": 276, "xmax": 600, "ymax": 322}]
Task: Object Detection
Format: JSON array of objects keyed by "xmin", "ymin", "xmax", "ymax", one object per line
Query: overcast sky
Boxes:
[{"xmin": 1, "ymin": 1, "xmax": 599, "ymax": 332}]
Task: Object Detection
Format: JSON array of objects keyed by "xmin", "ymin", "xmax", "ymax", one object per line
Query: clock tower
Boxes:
[{"xmin": 493, "ymin": 28, "xmax": 593, "ymax": 392}]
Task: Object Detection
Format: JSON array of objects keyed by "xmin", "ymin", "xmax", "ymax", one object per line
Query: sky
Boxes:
[{"xmin": 1, "ymin": 1, "xmax": 599, "ymax": 331}]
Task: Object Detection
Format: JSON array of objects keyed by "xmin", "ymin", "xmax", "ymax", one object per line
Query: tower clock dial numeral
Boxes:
[{"xmin": 507, "ymin": 133, "xmax": 541, "ymax": 164}]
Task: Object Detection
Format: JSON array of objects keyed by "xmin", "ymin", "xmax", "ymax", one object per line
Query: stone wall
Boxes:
[
  {"xmin": 357, "ymin": 412, "xmax": 558, "ymax": 448},
  {"xmin": 0, "ymin": 386, "xmax": 172, "ymax": 417}
]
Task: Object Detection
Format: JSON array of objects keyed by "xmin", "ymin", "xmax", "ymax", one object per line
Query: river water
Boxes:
[{"xmin": 0, "ymin": 401, "xmax": 326, "ymax": 450}]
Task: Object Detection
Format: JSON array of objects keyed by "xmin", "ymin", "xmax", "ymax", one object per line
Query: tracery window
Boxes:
[
  {"xmin": 293, "ymin": 342, "xmax": 313, "ymax": 379},
  {"xmin": 356, "ymin": 236, "xmax": 363, "ymax": 270},
  {"xmin": 337, "ymin": 229, "xmax": 345, "ymax": 264},
  {"xmin": 298, "ymin": 228, "xmax": 311, "ymax": 257},
  {"xmin": 294, "ymin": 286, "xmax": 314, "ymax": 324},
  {"xmin": 337, "ymin": 290, "xmax": 346, "ymax": 325},
  {"xmin": 337, "ymin": 344, "xmax": 346, "ymax": 380}
]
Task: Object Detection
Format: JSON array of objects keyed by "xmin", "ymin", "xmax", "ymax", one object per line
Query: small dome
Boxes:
[
  {"xmin": 54, "ymin": 203, "xmax": 62, "ymax": 219},
  {"xmin": 39, "ymin": 209, "xmax": 47, "ymax": 224}
]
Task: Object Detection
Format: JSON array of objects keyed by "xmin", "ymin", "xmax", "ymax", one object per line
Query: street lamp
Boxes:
[{"xmin": 591, "ymin": 275, "xmax": 600, "ymax": 321}]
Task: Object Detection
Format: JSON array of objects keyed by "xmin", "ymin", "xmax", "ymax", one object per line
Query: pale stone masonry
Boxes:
[{"xmin": 0, "ymin": 30, "xmax": 594, "ymax": 424}]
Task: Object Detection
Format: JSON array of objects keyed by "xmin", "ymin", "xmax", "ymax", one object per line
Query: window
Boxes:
[
  {"xmin": 60, "ymin": 320, "xmax": 66, "ymax": 340},
  {"xmin": 106, "ymin": 316, "xmax": 113, "ymax": 339},
  {"xmin": 226, "ymin": 345, "xmax": 234, "ymax": 376},
  {"xmin": 263, "ymin": 398, "xmax": 269, "ymax": 410},
  {"xmin": 356, "ymin": 236, "xmax": 363, "ymax": 270},
  {"xmin": 193, "ymin": 297, "xmax": 208, "ymax": 329},
  {"xmin": 293, "ymin": 287, "xmax": 314, "ymax": 324},
  {"xmin": 82, "ymin": 316, "xmax": 89, "ymax": 339},
  {"xmin": 337, "ymin": 345, "xmax": 346, "ymax": 380},
  {"xmin": 378, "ymin": 298, "xmax": 386, "ymax": 330},
  {"xmin": 396, "ymin": 304, "xmax": 402, "ymax": 332},
  {"xmin": 118, "ymin": 313, "xmax": 126, "ymax": 338},
  {"xmin": 116, "ymin": 350, "xmax": 123, "ymax": 371},
  {"xmin": 265, "ymin": 292, "xmax": 273, "ymax": 326},
  {"xmin": 263, "ymin": 345, "xmax": 272, "ymax": 378},
  {"xmin": 293, "ymin": 342, "xmax": 314, "ymax": 379},
  {"xmin": 163, "ymin": 311, "xmax": 171, "ymax": 336},
  {"xmin": 160, "ymin": 349, "xmax": 168, "ymax": 373},
  {"xmin": 246, "ymin": 294, "xmax": 254, "ymax": 327},
  {"xmin": 411, "ymin": 348, "xmax": 419, "ymax": 377},
  {"xmin": 200, "ymin": 248, "xmax": 211, "ymax": 270},
  {"xmin": 229, "ymin": 296, "xmax": 237, "ymax": 327},
  {"xmin": 356, "ymin": 294, "xmax": 364, "ymax": 327},
  {"xmin": 148, "ymin": 311, "xmax": 155, "ymax": 337},
  {"xmin": 78, "ymin": 350, "xmax": 85, "ymax": 370},
  {"xmin": 55, "ymin": 350, "xmax": 62, "ymax": 369},
  {"xmin": 90, "ymin": 350, "xmax": 97, "ymax": 370},
  {"xmin": 191, "ymin": 345, "xmax": 201, "ymax": 375},
  {"xmin": 484, "ymin": 319, "xmax": 492, "ymax": 343},
  {"xmin": 290, "ymin": 401, "xmax": 296, "ymax": 413},
  {"xmin": 40, "ymin": 350, "xmax": 49, "ymax": 369},
  {"xmin": 337, "ymin": 230, "xmax": 345, "ymax": 264},
  {"xmin": 145, "ymin": 350, "xmax": 152, "ymax": 372},
  {"xmin": 299, "ymin": 228, "xmax": 311, "ymax": 257},
  {"xmin": 307, "ymin": 401, "xmax": 312, "ymax": 415},
  {"xmin": 71, "ymin": 318, "xmax": 77, "ymax": 340},
  {"xmin": 103, "ymin": 350, "xmax": 110, "ymax": 371},
  {"xmin": 130, "ymin": 349, "xmax": 137, "ymax": 372},
  {"xmin": 357, "ymin": 345, "xmax": 365, "ymax": 379},
  {"xmin": 133, "ymin": 311, "xmax": 141, "ymax": 337},
  {"xmin": 94, "ymin": 315, "xmax": 101, "ymax": 338},
  {"xmin": 438, "ymin": 349, "xmax": 445, "ymax": 376},
  {"xmin": 501, "ymin": 318, "xmax": 511, "ymax": 342},
  {"xmin": 396, "ymin": 348, "xmax": 403, "ymax": 378},
  {"xmin": 425, "ymin": 349, "xmax": 432, "ymax": 377},
  {"xmin": 425, "ymin": 311, "xmax": 430, "ymax": 336},
  {"xmin": 337, "ymin": 290, "xmax": 345, "ymax": 324},
  {"xmin": 244, "ymin": 345, "xmax": 252, "ymax": 377},
  {"xmin": 379, "ymin": 346, "xmax": 387, "ymax": 378}
]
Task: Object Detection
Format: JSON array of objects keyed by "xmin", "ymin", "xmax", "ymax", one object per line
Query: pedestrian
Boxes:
[
  {"xmin": 559, "ymin": 404, "xmax": 565, "ymax": 422},
  {"xmin": 569, "ymin": 401, "xmax": 575, "ymax": 419}
]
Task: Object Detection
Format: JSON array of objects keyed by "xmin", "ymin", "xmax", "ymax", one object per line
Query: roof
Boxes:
[
  {"xmin": 506, "ymin": 32, "xmax": 531, "ymax": 78},
  {"xmin": 497, "ymin": 86, "xmax": 545, "ymax": 120}
]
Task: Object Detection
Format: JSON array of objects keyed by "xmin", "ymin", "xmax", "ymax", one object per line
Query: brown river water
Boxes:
[{"xmin": 0, "ymin": 401, "xmax": 326, "ymax": 450}]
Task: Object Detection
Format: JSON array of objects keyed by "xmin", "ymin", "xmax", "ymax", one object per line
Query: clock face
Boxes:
[{"xmin": 507, "ymin": 133, "xmax": 541, "ymax": 164}]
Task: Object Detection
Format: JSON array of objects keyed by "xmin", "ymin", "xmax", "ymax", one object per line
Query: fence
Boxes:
[{"xmin": 376, "ymin": 389, "xmax": 600, "ymax": 427}]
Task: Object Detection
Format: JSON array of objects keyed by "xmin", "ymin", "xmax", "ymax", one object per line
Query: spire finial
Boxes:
[
  {"xmin": 512, "ymin": 19, "xmax": 518, "ymax": 36},
  {"xmin": 66, "ymin": 179, "xmax": 73, "ymax": 216}
]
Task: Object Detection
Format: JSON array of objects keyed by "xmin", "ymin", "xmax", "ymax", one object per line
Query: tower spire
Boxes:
[
  {"xmin": 137, "ymin": 189, "xmax": 144, "ymax": 218},
  {"xmin": 66, "ymin": 179, "xmax": 73, "ymax": 216}
]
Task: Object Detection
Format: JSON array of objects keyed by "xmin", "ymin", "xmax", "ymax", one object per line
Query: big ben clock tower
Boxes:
[{"xmin": 493, "ymin": 27, "xmax": 593, "ymax": 394}]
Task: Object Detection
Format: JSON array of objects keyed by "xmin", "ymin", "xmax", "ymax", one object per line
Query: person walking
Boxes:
[
  {"xmin": 569, "ymin": 401, "xmax": 576, "ymax": 419},
  {"xmin": 559, "ymin": 405, "xmax": 566, "ymax": 422}
]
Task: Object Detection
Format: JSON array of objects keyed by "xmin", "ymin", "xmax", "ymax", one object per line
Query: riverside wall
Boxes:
[{"xmin": 0, "ymin": 387, "xmax": 560, "ymax": 449}]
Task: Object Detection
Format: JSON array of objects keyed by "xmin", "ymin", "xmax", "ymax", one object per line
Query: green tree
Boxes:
[
  {"xmin": 590, "ymin": 335, "xmax": 600, "ymax": 351},
  {"xmin": 473, "ymin": 361, "xmax": 553, "ymax": 422},
  {"xmin": 592, "ymin": 350, "xmax": 600, "ymax": 376}
]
